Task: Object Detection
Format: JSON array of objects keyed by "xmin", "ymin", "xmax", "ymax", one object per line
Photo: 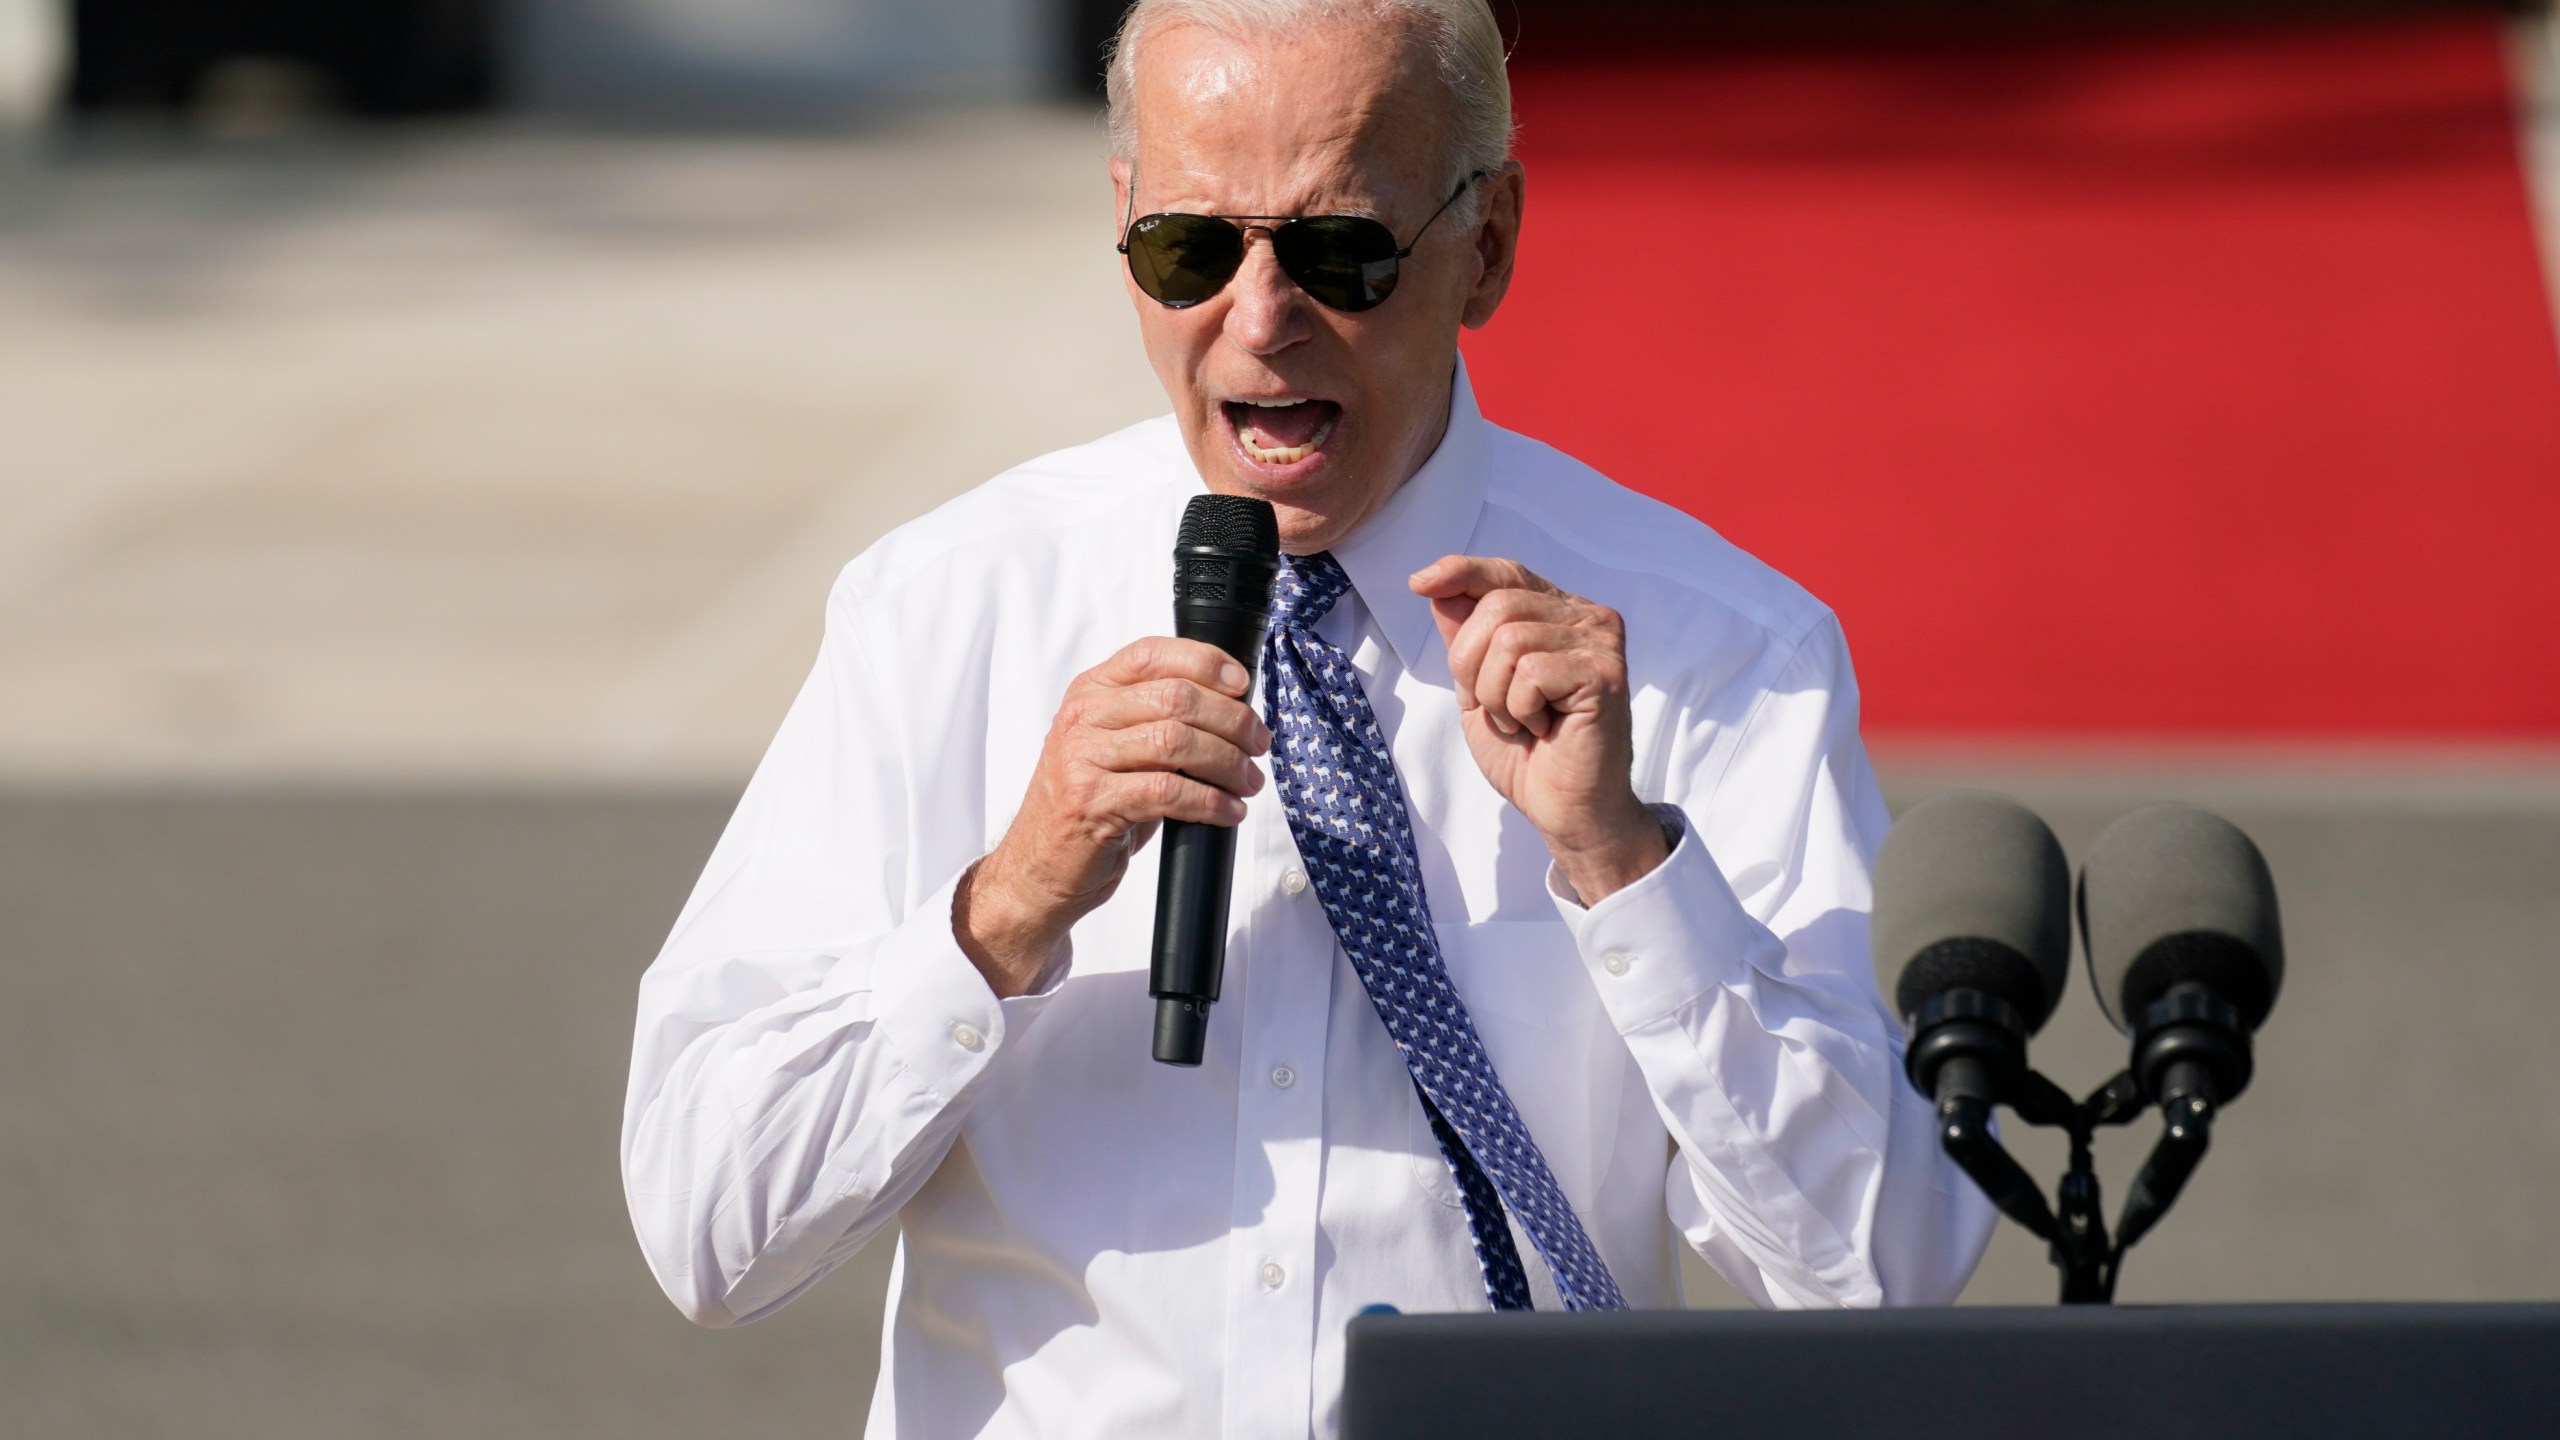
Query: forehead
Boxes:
[{"xmin": 1130, "ymin": 15, "xmax": 1450, "ymax": 212}]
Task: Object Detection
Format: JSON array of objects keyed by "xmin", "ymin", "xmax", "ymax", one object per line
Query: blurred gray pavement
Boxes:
[
  {"xmin": 6, "ymin": 770, "xmax": 2556, "ymax": 1435},
  {"xmin": 0, "ymin": 787, "xmax": 892, "ymax": 1438}
]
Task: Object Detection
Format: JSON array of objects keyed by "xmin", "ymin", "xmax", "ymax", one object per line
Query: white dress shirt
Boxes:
[{"xmin": 622, "ymin": 362, "xmax": 1995, "ymax": 1439}]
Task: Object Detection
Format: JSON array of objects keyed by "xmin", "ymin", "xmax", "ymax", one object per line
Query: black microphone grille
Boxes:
[{"xmin": 1177, "ymin": 494, "xmax": 1280, "ymax": 555}]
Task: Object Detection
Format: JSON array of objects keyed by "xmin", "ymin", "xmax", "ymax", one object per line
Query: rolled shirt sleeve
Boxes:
[{"xmin": 1545, "ymin": 615, "xmax": 1995, "ymax": 1308}]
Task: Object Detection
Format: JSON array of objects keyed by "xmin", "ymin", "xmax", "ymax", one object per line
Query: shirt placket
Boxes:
[{"xmin": 1216, "ymin": 785, "xmax": 1333, "ymax": 1440}]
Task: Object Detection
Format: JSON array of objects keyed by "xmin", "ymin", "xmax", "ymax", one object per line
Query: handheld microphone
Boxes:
[
  {"xmin": 1872, "ymin": 791, "xmax": 2073, "ymax": 1240},
  {"xmin": 1149, "ymin": 494, "xmax": 1280, "ymax": 1066},
  {"xmin": 2078, "ymin": 802, "xmax": 2284, "ymax": 1247}
]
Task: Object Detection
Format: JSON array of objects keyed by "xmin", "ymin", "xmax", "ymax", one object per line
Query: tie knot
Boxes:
[{"xmin": 1272, "ymin": 551, "xmax": 1352, "ymax": 631}]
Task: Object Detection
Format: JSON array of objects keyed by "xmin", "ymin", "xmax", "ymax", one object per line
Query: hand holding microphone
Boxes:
[{"xmin": 953, "ymin": 496, "xmax": 1276, "ymax": 1004}]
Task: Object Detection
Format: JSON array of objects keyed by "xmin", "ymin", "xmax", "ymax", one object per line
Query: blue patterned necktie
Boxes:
[{"xmin": 1261, "ymin": 551, "xmax": 1626, "ymax": 1312}]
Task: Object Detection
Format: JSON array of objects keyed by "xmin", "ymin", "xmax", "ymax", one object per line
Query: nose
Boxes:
[{"xmin": 1221, "ymin": 228, "xmax": 1311, "ymax": 357}]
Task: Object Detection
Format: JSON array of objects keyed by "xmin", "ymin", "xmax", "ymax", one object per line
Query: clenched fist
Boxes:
[{"xmin": 956, "ymin": 637, "xmax": 1271, "ymax": 997}]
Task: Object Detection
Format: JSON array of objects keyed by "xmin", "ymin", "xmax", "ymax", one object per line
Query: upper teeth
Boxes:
[{"xmin": 1240, "ymin": 398, "xmax": 1304, "ymax": 407}]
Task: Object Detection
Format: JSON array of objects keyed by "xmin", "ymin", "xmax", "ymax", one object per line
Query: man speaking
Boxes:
[{"xmin": 621, "ymin": 0, "xmax": 1995, "ymax": 1434}]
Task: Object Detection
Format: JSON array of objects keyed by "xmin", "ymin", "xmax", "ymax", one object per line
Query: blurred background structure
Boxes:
[{"xmin": 3, "ymin": 1, "xmax": 2557, "ymax": 1435}]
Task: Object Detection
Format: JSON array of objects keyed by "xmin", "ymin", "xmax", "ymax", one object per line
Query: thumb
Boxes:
[{"xmin": 1426, "ymin": 593, "xmax": 1476, "ymax": 654}]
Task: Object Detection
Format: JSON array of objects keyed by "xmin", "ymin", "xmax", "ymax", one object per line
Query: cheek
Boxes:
[
  {"xmin": 1133, "ymin": 303, "xmax": 1221, "ymax": 387},
  {"xmin": 1342, "ymin": 313, "xmax": 1449, "ymax": 407}
]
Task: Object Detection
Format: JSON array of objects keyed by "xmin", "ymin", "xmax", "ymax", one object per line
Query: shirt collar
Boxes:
[{"xmin": 1327, "ymin": 356, "xmax": 1489, "ymax": 673}]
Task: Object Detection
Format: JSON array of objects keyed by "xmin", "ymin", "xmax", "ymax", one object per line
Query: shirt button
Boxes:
[
  {"xmin": 1270, "ymin": 1065, "xmax": 1296, "ymax": 1089},
  {"xmin": 1602, "ymin": 951, "xmax": 1632, "ymax": 977},
  {"xmin": 951, "ymin": 1022, "xmax": 985, "ymax": 1051},
  {"xmin": 1281, "ymin": 868, "xmax": 1308, "ymax": 895},
  {"xmin": 1260, "ymin": 1261, "xmax": 1286, "ymax": 1290}
]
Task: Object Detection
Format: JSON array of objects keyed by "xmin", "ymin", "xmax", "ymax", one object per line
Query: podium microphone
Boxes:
[
  {"xmin": 2079, "ymin": 802, "xmax": 2284, "ymax": 1248},
  {"xmin": 1872, "ymin": 791, "xmax": 2073, "ymax": 1236},
  {"xmin": 1149, "ymin": 494, "xmax": 1280, "ymax": 1066}
]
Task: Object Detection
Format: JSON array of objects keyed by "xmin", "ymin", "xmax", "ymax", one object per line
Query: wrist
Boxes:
[
  {"xmin": 1547, "ymin": 795, "xmax": 1672, "ymax": 907},
  {"xmin": 953, "ymin": 855, "xmax": 1070, "ymax": 999}
]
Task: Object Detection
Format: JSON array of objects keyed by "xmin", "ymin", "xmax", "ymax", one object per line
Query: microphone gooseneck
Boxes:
[{"xmin": 1148, "ymin": 495, "xmax": 1281, "ymax": 1066}]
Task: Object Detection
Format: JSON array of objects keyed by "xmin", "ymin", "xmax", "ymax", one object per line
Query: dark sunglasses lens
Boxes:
[
  {"xmin": 1273, "ymin": 215, "xmax": 1401, "ymax": 312},
  {"xmin": 1125, "ymin": 214, "xmax": 1244, "ymax": 307}
]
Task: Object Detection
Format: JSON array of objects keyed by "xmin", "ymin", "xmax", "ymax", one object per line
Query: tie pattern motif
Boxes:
[{"xmin": 1261, "ymin": 551, "xmax": 1626, "ymax": 1312}]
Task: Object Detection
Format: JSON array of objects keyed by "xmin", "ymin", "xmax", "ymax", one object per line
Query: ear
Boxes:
[
  {"xmin": 1460, "ymin": 161, "xmax": 1526, "ymax": 331},
  {"xmin": 1110, "ymin": 157, "xmax": 1133, "ymax": 241}
]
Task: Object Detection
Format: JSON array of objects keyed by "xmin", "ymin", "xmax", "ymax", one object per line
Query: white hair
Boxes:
[{"xmin": 1104, "ymin": 0, "xmax": 1514, "ymax": 225}]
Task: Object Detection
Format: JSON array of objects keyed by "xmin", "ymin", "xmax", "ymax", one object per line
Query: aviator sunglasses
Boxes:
[{"xmin": 1118, "ymin": 170, "xmax": 1488, "ymax": 313}]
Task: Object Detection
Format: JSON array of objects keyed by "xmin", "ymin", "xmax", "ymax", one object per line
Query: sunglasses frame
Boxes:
[{"xmin": 1116, "ymin": 169, "xmax": 1490, "ymax": 313}]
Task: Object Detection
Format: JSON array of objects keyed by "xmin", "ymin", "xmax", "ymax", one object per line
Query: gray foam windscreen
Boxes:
[
  {"xmin": 2078, "ymin": 802, "xmax": 2283, "ymax": 1035},
  {"xmin": 1871, "ymin": 791, "xmax": 2072, "ymax": 1032}
]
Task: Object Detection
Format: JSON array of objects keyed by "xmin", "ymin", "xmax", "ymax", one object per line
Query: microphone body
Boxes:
[
  {"xmin": 1149, "ymin": 496, "xmax": 1280, "ymax": 1066},
  {"xmin": 1871, "ymin": 791, "xmax": 2075, "ymax": 1242},
  {"xmin": 2077, "ymin": 802, "xmax": 2285, "ymax": 1248}
]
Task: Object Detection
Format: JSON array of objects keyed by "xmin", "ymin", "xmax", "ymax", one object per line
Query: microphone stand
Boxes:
[{"xmin": 1936, "ymin": 1065, "xmax": 2207, "ymax": 1304}]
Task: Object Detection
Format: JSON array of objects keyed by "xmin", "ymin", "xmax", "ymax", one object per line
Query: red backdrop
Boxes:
[{"xmin": 1462, "ymin": 14, "xmax": 2560, "ymax": 737}]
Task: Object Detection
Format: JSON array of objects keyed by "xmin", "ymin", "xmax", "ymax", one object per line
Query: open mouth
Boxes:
[{"xmin": 1222, "ymin": 397, "xmax": 1342, "ymax": 467}]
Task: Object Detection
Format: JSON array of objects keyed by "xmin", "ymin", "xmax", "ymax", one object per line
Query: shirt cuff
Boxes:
[
  {"xmin": 1546, "ymin": 803, "xmax": 1787, "ymax": 1028},
  {"xmin": 865, "ymin": 869, "xmax": 1064, "ymax": 1105}
]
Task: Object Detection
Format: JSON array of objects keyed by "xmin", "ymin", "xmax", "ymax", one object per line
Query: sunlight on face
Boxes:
[{"xmin": 1115, "ymin": 14, "xmax": 1521, "ymax": 553}]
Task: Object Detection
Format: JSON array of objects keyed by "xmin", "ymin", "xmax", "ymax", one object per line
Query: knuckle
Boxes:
[{"xmin": 1058, "ymin": 765, "xmax": 1101, "ymax": 812}]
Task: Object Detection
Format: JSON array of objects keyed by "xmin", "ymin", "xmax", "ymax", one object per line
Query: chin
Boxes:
[{"xmin": 1212, "ymin": 461, "xmax": 1370, "ymax": 549}]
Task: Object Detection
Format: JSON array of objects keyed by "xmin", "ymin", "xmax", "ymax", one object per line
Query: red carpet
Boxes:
[{"xmin": 1464, "ymin": 14, "xmax": 2560, "ymax": 737}]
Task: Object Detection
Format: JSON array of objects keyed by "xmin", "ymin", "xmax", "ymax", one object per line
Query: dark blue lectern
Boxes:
[{"xmin": 1341, "ymin": 1304, "xmax": 2560, "ymax": 1439}]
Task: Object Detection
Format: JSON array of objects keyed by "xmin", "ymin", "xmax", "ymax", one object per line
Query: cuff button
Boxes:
[
  {"xmin": 1602, "ymin": 951, "xmax": 1631, "ymax": 977},
  {"xmin": 952, "ymin": 1022, "xmax": 985, "ymax": 1051}
]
